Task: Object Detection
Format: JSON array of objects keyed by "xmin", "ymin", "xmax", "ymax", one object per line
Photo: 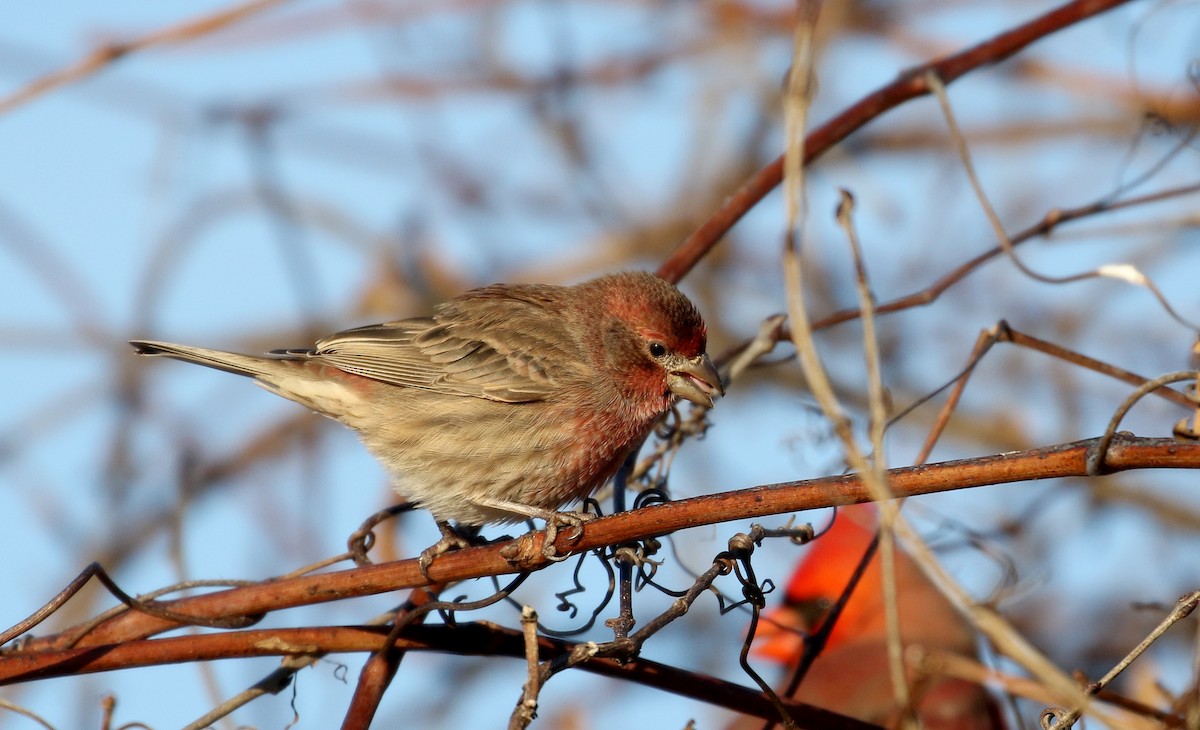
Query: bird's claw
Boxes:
[
  {"xmin": 418, "ymin": 522, "xmax": 482, "ymax": 580},
  {"xmin": 542, "ymin": 511, "xmax": 594, "ymax": 561}
]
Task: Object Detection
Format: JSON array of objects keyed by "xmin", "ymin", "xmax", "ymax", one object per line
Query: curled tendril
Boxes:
[
  {"xmin": 550, "ymin": 550, "xmax": 593, "ymax": 620},
  {"xmin": 1088, "ymin": 370, "xmax": 1199, "ymax": 474},
  {"xmin": 346, "ymin": 503, "xmax": 413, "ymax": 566},
  {"xmin": 727, "ymin": 532, "xmax": 756, "ymax": 557},
  {"xmin": 409, "ymin": 573, "xmax": 531, "ymax": 631},
  {"xmin": 632, "ymin": 486, "xmax": 670, "ymax": 509},
  {"xmin": 532, "ymin": 548, "xmax": 615, "ymax": 638},
  {"xmin": 752, "ymin": 518, "xmax": 818, "ymax": 547},
  {"xmin": 739, "ymin": 577, "xmax": 773, "ymax": 612},
  {"xmin": 614, "ymin": 540, "xmax": 662, "ymax": 590},
  {"xmin": 722, "ymin": 532, "xmax": 780, "ymax": 614},
  {"xmin": 581, "ymin": 496, "xmax": 604, "ymax": 519},
  {"xmin": 1040, "ymin": 707, "xmax": 1070, "ymax": 729},
  {"xmin": 718, "ymin": 563, "xmax": 770, "ymax": 615},
  {"xmin": 1174, "ymin": 381, "xmax": 1200, "ymax": 440}
]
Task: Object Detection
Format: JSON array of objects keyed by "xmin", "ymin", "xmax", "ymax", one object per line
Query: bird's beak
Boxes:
[{"xmin": 667, "ymin": 353, "xmax": 724, "ymax": 408}]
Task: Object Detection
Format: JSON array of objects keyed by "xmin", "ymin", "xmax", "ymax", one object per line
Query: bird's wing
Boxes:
[{"xmin": 306, "ymin": 294, "xmax": 585, "ymax": 403}]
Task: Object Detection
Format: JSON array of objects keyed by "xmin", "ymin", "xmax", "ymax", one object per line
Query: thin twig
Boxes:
[
  {"xmin": 0, "ymin": 698, "xmax": 56, "ymax": 730},
  {"xmin": 0, "ymin": 0, "xmax": 292, "ymax": 115},
  {"xmin": 888, "ymin": 320, "xmax": 1196, "ymax": 466},
  {"xmin": 926, "ymin": 70, "xmax": 1199, "ymax": 332},
  {"xmin": 808, "ymin": 181, "xmax": 1200, "ymax": 333},
  {"xmin": 509, "ymin": 606, "xmax": 541, "ymax": 730},
  {"xmin": 1087, "ymin": 371, "xmax": 1200, "ymax": 475},
  {"xmin": 0, "ymin": 563, "xmax": 258, "ymax": 650},
  {"xmin": 834, "ymin": 190, "xmax": 909, "ymax": 715},
  {"xmin": 1040, "ymin": 591, "xmax": 1200, "ymax": 729}
]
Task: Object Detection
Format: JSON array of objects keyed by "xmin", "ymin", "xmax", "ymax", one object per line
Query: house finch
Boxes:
[
  {"xmin": 130, "ymin": 272, "xmax": 721, "ymax": 560},
  {"xmin": 740, "ymin": 505, "xmax": 1006, "ymax": 729}
]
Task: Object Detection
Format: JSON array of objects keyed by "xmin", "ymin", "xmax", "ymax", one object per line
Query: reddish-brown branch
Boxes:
[
  {"xmin": 342, "ymin": 650, "xmax": 398, "ymax": 730},
  {"xmin": 340, "ymin": 583, "xmax": 443, "ymax": 729},
  {"xmin": 0, "ymin": 623, "xmax": 880, "ymax": 729},
  {"xmin": 5, "ymin": 435, "xmax": 1196, "ymax": 656},
  {"xmin": 656, "ymin": 0, "xmax": 1134, "ymax": 284}
]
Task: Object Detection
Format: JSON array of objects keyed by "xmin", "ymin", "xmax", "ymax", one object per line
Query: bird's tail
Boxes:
[
  {"xmin": 130, "ymin": 340, "xmax": 287, "ymax": 379},
  {"xmin": 131, "ymin": 339, "xmax": 365, "ymax": 420}
]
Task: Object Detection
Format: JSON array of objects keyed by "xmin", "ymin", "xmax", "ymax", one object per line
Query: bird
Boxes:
[
  {"xmin": 131, "ymin": 271, "xmax": 722, "ymax": 565},
  {"xmin": 743, "ymin": 505, "xmax": 1007, "ymax": 729}
]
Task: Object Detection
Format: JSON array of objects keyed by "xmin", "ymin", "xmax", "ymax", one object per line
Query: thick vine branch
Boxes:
[
  {"xmin": 3, "ymin": 434, "xmax": 1195, "ymax": 656},
  {"xmin": 0, "ymin": 623, "xmax": 879, "ymax": 729}
]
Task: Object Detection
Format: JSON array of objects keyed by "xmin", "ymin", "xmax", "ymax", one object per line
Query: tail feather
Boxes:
[
  {"xmin": 130, "ymin": 339, "xmax": 362, "ymax": 418},
  {"xmin": 129, "ymin": 340, "xmax": 284, "ymax": 379}
]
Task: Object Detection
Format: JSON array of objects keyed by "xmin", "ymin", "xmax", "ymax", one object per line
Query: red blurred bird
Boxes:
[
  {"xmin": 131, "ymin": 272, "xmax": 721, "ymax": 546},
  {"xmin": 747, "ymin": 505, "xmax": 1006, "ymax": 729}
]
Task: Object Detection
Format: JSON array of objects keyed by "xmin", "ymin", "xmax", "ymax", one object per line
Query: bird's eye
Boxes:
[{"xmin": 648, "ymin": 341, "xmax": 668, "ymax": 358}]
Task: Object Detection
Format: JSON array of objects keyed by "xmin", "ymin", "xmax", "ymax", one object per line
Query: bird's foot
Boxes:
[
  {"xmin": 497, "ymin": 510, "xmax": 594, "ymax": 568},
  {"xmin": 418, "ymin": 522, "xmax": 484, "ymax": 580},
  {"xmin": 541, "ymin": 510, "xmax": 594, "ymax": 562}
]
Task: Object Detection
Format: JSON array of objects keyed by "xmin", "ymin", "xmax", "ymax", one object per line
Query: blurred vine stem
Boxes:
[
  {"xmin": 711, "ymin": 177, "xmax": 1200, "ymax": 374},
  {"xmin": 1039, "ymin": 591, "xmax": 1200, "ymax": 729},
  {"xmin": 780, "ymin": 0, "xmax": 911, "ymax": 717},
  {"xmin": 925, "ymin": 70, "xmax": 1200, "ymax": 333},
  {"xmin": 0, "ymin": 0, "xmax": 293, "ymax": 115}
]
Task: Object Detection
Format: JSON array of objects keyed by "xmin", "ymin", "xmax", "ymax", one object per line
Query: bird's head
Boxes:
[{"xmin": 581, "ymin": 272, "xmax": 723, "ymax": 414}]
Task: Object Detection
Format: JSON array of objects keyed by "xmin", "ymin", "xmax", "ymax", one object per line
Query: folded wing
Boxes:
[{"xmin": 299, "ymin": 292, "xmax": 586, "ymax": 403}]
